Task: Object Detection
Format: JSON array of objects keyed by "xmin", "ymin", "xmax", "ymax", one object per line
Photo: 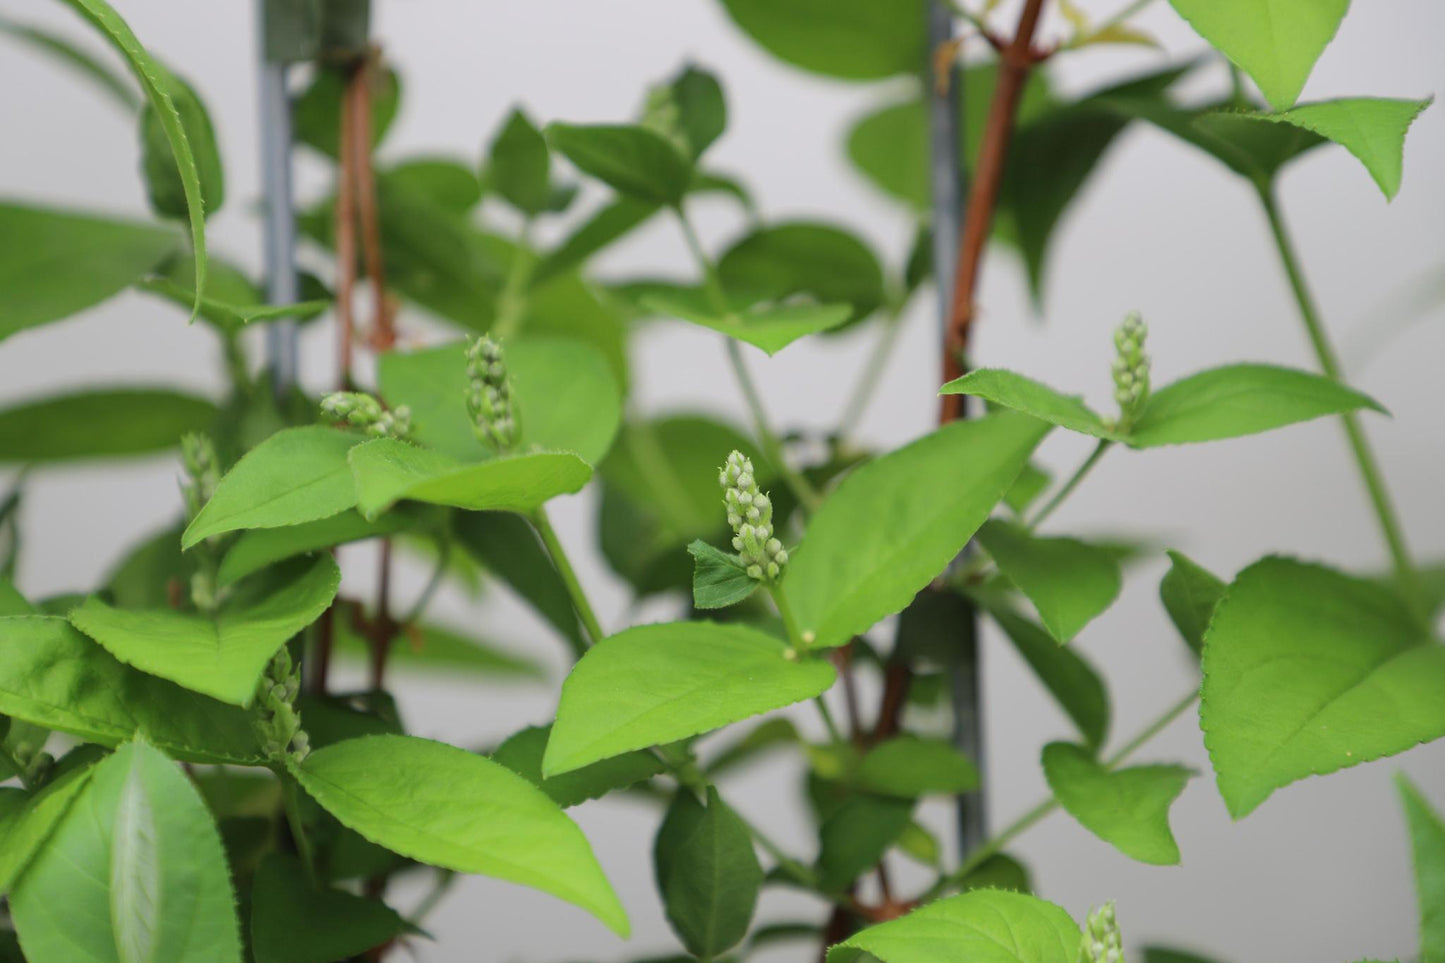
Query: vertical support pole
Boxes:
[
  {"xmin": 257, "ymin": 1, "xmax": 299, "ymax": 394},
  {"xmin": 926, "ymin": 0, "xmax": 987, "ymax": 859}
]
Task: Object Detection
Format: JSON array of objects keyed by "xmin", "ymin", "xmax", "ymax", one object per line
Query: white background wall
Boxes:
[{"xmin": 2, "ymin": 1, "xmax": 1443, "ymax": 960}]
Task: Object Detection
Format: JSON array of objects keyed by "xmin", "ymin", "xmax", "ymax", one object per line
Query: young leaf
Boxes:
[
  {"xmin": 493, "ymin": 724, "xmax": 663, "ymax": 808},
  {"xmin": 10, "ymin": 740, "xmax": 242, "ymax": 963},
  {"xmin": 348, "ymin": 439, "xmax": 591, "ymax": 520},
  {"xmin": 1042, "ymin": 742, "xmax": 1192, "ymax": 865},
  {"xmin": 1166, "ymin": 0, "xmax": 1348, "ymax": 109},
  {"xmin": 1159, "ymin": 550, "xmax": 1226, "ymax": 658},
  {"xmin": 140, "ymin": 71, "xmax": 224, "ymax": 221},
  {"xmin": 217, "ymin": 508, "xmax": 418, "ymax": 586},
  {"xmin": 816, "ymin": 795, "xmax": 914, "ymax": 893},
  {"xmin": 292, "ymin": 734, "xmax": 628, "ymax": 936},
  {"xmin": 977, "ymin": 520, "xmax": 1123, "ymax": 643},
  {"xmin": 718, "ymin": 0, "xmax": 927, "ymax": 81},
  {"xmin": 58, "ymin": 0, "xmax": 209, "ymax": 313},
  {"xmin": 983, "ymin": 602, "xmax": 1111, "ymax": 752},
  {"xmin": 0, "ymin": 763, "xmax": 95, "ymax": 895},
  {"xmin": 0, "ymin": 202, "xmax": 178, "ymax": 341},
  {"xmin": 784, "ymin": 412, "xmax": 1050, "ymax": 650},
  {"xmin": 1395, "ymin": 774, "xmax": 1445, "ymax": 961},
  {"xmin": 687, "ymin": 540, "xmax": 760, "ymax": 610},
  {"xmin": 183, "ymin": 426, "xmax": 364, "ymax": 549},
  {"xmin": 1201, "ymin": 557, "xmax": 1445, "ymax": 818},
  {"xmin": 69, "ymin": 555, "xmax": 340, "ymax": 706},
  {"xmin": 717, "ymin": 222, "xmax": 886, "ymax": 325},
  {"xmin": 0, "ymin": 617, "xmax": 263, "ymax": 764},
  {"xmin": 855, "ymin": 736, "xmax": 980, "ymax": 798},
  {"xmin": 249, "ymin": 853, "xmax": 408, "ymax": 963},
  {"xmin": 826, "ymin": 889, "xmax": 1080, "ymax": 963},
  {"xmin": 544, "ymin": 621, "xmax": 835, "ymax": 776},
  {"xmin": 639, "ymin": 286, "xmax": 852, "ymax": 355},
  {"xmin": 487, "ymin": 108, "xmax": 554, "ymax": 216},
  {"xmin": 0, "ymin": 389, "xmax": 217, "ymax": 463},
  {"xmin": 546, "ymin": 123, "xmax": 692, "ymax": 206},
  {"xmin": 1129, "ymin": 363, "xmax": 1385, "ymax": 447},
  {"xmin": 939, "ymin": 369, "xmax": 1114, "ymax": 439},
  {"xmin": 653, "ymin": 788, "xmax": 762, "ymax": 958}
]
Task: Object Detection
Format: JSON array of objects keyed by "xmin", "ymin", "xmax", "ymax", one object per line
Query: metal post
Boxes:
[{"xmin": 257, "ymin": 2, "xmax": 299, "ymax": 393}]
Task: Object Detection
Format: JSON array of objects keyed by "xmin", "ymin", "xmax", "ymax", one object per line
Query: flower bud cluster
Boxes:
[
  {"xmin": 253, "ymin": 647, "xmax": 309, "ymax": 763},
  {"xmin": 1080, "ymin": 902, "xmax": 1123, "ymax": 963},
  {"xmin": 181, "ymin": 433, "xmax": 223, "ymax": 613},
  {"xmin": 466, "ymin": 336, "xmax": 518, "ymax": 452},
  {"xmin": 719, "ymin": 450, "xmax": 787, "ymax": 581},
  {"xmin": 320, "ymin": 391, "xmax": 412, "ymax": 440},
  {"xmin": 1111, "ymin": 312, "xmax": 1150, "ymax": 424}
]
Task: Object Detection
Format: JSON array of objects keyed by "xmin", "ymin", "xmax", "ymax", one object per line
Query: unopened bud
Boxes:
[
  {"xmin": 718, "ymin": 449, "xmax": 788, "ymax": 582},
  {"xmin": 466, "ymin": 336, "xmax": 518, "ymax": 452},
  {"xmin": 1110, "ymin": 312, "xmax": 1150, "ymax": 428},
  {"xmin": 1080, "ymin": 902, "xmax": 1123, "ymax": 963}
]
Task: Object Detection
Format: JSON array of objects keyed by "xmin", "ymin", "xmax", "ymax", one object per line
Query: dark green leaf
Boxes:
[
  {"xmin": 655, "ymin": 64, "xmax": 727, "ymax": 160},
  {"xmin": 0, "ymin": 389, "xmax": 217, "ymax": 463},
  {"xmin": 717, "ymin": 222, "xmax": 885, "ymax": 325},
  {"xmin": 688, "ymin": 540, "xmax": 760, "ymax": 610},
  {"xmin": 293, "ymin": 63, "xmax": 399, "ymax": 159},
  {"xmin": 640, "ymin": 285, "xmax": 852, "ymax": 354},
  {"xmin": 718, "ymin": 0, "xmax": 926, "ymax": 81},
  {"xmin": 856, "ymin": 736, "xmax": 979, "ymax": 798},
  {"xmin": 654, "ymin": 788, "xmax": 762, "ymax": 957},
  {"xmin": 250, "ymin": 853, "xmax": 407, "ymax": 963},
  {"xmin": 493, "ymin": 724, "xmax": 662, "ymax": 808},
  {"xmin": 385, "ymin": 157, "xmax": 483, "ymax": 213},
  {"xmin": 141, "ymin": 71, "xmax": 224, "ymax": 221},
  {"xmin": 983, "ymin": 602, "xmax": 1110, "ymax": 752},
  {"xmin": 827, "ymin": 889, "xmax": 1079, "ymax": 963},
  {"xmin": 817, "ymin": 794, "xmax": 913, "ymax": 892},
  {"xmin": 453, "ymin": 511, "xmax": 584, "ymax": 650},
  {"xmin": 487, "ymin": 109, "xmax": 554, "ymax": 215},
  {"xmin": 1159, "ymin": 550, "xmax": 1225, "ymax": 658},
  {"xmin": 1142, "ymin": 949, "xmax": 1230, "ymax": 963},
  {"xmin": 546, "ymin": 123, "xmax": 692, "ymax": 206},
  {"xmin": 1042, "ymin": 741, "xmax": 1191, "ymax": 865}
]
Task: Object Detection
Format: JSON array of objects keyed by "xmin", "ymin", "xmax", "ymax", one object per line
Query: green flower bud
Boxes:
[
  {"xmin": 251, "ymin": 647, "xmax": 309, "ymax": 763},
  {"xmin": 1111, "ymin": 312, "xmax": 1150, "ymax": 428},
  {"xmin": 466, "ymin": 336, "xmax": 518, "ymax": 452},
  {"xmin": 320, "ymin": 392, "xmax": 413, "ymax": 440},
  {"xmin": 719, "ymin": 450, "xmax": 789, "ymax": 582},
  {"xmin": 180, "ymin": 432, "xmax": 219, "ymax": 522},
  {"xmin": 1079, "ymin": 901, "xmax": 1123, "ymax": 963}
]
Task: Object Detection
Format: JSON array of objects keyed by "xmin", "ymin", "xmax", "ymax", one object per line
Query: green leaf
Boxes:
[
  {"xmin": 535, "ymin": 197, "xmax": 661, "ymax": 283},
  {"xmin": 385, "ymin": 157, "xmax": 484, "ymax": 213},
  {"xmin": 717, "ymin": 222, "xmax": 886, "ymax": 325},
  {"xmin": 12, "ymin": 740, "xmax": 241, "ymax": 963},
  {"xmin": 687, "ymin": 540, "xmax": 760, "ymax": 610},
  {"xmin": 293, "ymin": 733, "xmax": 628, "ymax": 936},
  {"xmin": 656, "ymin": 64, "xmax": 727, "ymax": 160},
  {"xmin": 333, "ymin": 618, "xmax": 546, "ymax": 681},
  {"xmin": 348, "ymin": 439, "xmax": 591, "ymax": 520},
  {"xmin": 0, "ymin": 202, "xmax": 178, "ymax": 341},
  {"xmin": 856, "ymin": 736, "xmax": 979, "ymax": 798},
  {"xmin": 1166, "ymin": 0, "xmax": 1348, "ymax": 109},
  {"xmin": 718, "ymin": 0, "xmax": 926, "ymax": 81},
  {"xmin": 0, "ymin": 616, "xmax": 262, "ymax": 764},
  {"xmin": 58, "ymin": 0, "xmax": 208, "ymax": 314},
  {"xmin": 1159, "ymin": 550, "xmax": 1226, "ymax": 658},
  {"xmin": 1201, "ymin": 557, "xmax": 1445, "ymax": 818},
  {"xmin": 939, "ymin": 369, "xmax": 1114, "ymax": 439},
  {"xmin": 957, "ymin": 853, "xmax": 1033, "ymax": 894},
  {"xmin": 977, "ymin": 520, "xmax": 1122, "ymax": 643},
  {"xmin": 0, "ymin": 18, "xmax": 139, "ymax": 109},
  {"xmin": 817, "ymin": 794, "xmax": 914, "ymax": 892},
  {"xmin": 487, "ymin": 108, "xmax": 554, "ymax": 216},
  {"xmin": 1130, "ymin": 363, "xmax": 1385, "ymax": 447},
  {"xmin": 546, "ymin": 123, "xmax": 692, "ymax": 206},
  {"xmin": 249, "ymin": 853, "xmax": 407, "ymax": 963},
  {"xmin": 217, "ymin": 509, "xmax": 417, "ymax": 587},
  {"xmin": 136, "ymin": 253, "xmax": 328, "ymax": 334},
  {"xmin": 0, "ymin": 763, "xmax": 95, "ymax": 895},
  {"xmin": 827, "ymin": 889, "xmax": 1080, "ymax": 963},
  {"xmin": 983, "ymin": 602, "xmax": 1111, "ymax": 752},
  {"xmin": 639, "ymin": 285, "xmax": 852, "ymax": 355},
  {"xmin": 493, "ymin": 724, "xmax": 663, "ymax": 808},
  {"xmin": 1042, "ymin": 741, "xmax": 1191, "ymax": 865},
  {"xmin": 653, "ymin": 788, "xmax": 762, "ymax": 958},
  {"xmin": 0, "ymin": 389, "xmax": 217, "ymax": 463},
  {"xmin": 544, "ymin": 621, "xmax": 835, "ymax": 776},
  {"xmin": 1005, "ymin": 462, "xmax": 1053, "ymax": 516},
  {"xmin": 70, "ymin": 556, "xmax": 339, "ymax": 705},
  {"xmin": 293, "ymin": 63, "xmax": 399, "ymax": 159},
  {"xmin": 140, "ymin": 71, "xmax": 224, "ymax": 221},
  {"xmin": 703, "ymin": 717, "xmax": 799, "ymax": 777},
  {"xmin": 183, "ymin": 426, "xmax": 363, "ymax": 549},
  {"xmin": 1142, "ymin": 949, "xmax": 1230, "ymax": 963},
  {"xmin": 1396, "ymin": 774, "xmax": 1445, "ymax": 962},
  {"xmin": 453, "ymin": 511, "xmax": 585, "ymax": 649},
  {"xmin": 784, "ymin": 412, "xmax": 1050, "ymax": 650}
]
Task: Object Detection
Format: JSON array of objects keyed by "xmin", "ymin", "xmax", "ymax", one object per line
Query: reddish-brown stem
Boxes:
[
  {"xmin": 833, "ymin": 643, "xmax": 864, "ymax": 744},
  {"xmin": 309, "ymin": 599, "xmax": 335, "ymax": 696},
  {"xmin": 367, "ymin": 539, "xmax": 396, "ymax": 690},
  {"xmin": 349, "ymin": 51, "xmax": 396, "ymax": 352},
  {"xmin": 334, "ymin": 68, "xmax": 360, "ymax": 388},
  {"xmin": 872, "ymin": 662, "xmax": 913, "ymax": 744}
]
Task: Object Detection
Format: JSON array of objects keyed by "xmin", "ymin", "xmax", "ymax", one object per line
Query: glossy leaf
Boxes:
[
  {"xmin": 249, "ymin": 853, "xmax": 407, "ymax": 963},
  {"xmin": 0, "ymin": 389, "xmax": 217, "ymax": 463},
  {"xmin": 827, "ymin": 889, "xmax": 1080, "ymax": 963},
  {"xmin": 1159, "ymin": 550, "xmax": 1226, "ymax": 658},
  {"xmin": 639, "ymin": 286, "xmax": 851, "ymax": 355},
  {"xmin": 784, "ymin": 412, "xmax": 1050, "ymax": 650},
  {"xmin": 653, "ymin": 788, "xmax": 762, "ymax": 958},
  {"xmin": 546, "ymin": 123, "xmax": 692, "ymax": 206},
  {"xmin": 717, "ymin": 222, "xmax": 886, "ymax": 325},
  {"xmin": 10, "ymin": 740, "xmax": 242, "ymax": 963},
  {"xmin": 0, "ymin": 202, "xmax": 177, "ymax": 341},
  {"xmin": 985, "ymin": 603, "xmax": 1111, "ymax": 752},
  {"xmin": 0, "ymin": 616, "xmax": 262, "ymax": 764},
  {"xmin": 293, "ymin": 734, "xmax": 628, "ymax": 935},
  {"xmin": 978, "ymin": 520, "xmax": 1122, "ymax": 643},
  {"xmin": 1166, "ymin": 0, "xmax": 1347, "ymax": 109},
  {"xmin": 856, "ymin": 736, "xmax": 979, "ymax": 798},
  {"xmin": 1396, "ymin": 774, "xmax": 1445, "ymax": 961},
  {"xmin": 183, "ymin": 427, "xmax": 363, "ymax": 548},
  {"xmin": 544, "ymin": 621, "xmax": 835, "ymax": 776},
  {"xmin": 1043, "ymin": 742, "xmax": 1191, "ymax": 865},
  {"xmin": 939, "ymin": 369, "xmax": 1113, "ymax": 439},
  {"xmin": 218, "ymin": 509, "xmax": 417, "ymax": 586},
  {"xmin": 348, "ymin": 439, "xmax": 591, "ymax": 520},
  {"xmin": 687, "ymin": 540, "xmax": 760, "ymax": 610},
  {"xmin": 1201, "ymin": 557, "xmax": 1445, "ymax": 818},
  {"xmin": 493, "ymin": 724, "xmax": 663, "ymax": 808},
  {"xmin": 718, "ymin": 0, "xmax": 926, "ymax": 81},
  {"xmin": 70, "ymin": 556, "xmax": 339, "ymax": 705}
]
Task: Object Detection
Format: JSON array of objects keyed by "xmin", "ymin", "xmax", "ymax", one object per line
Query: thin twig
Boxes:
[{"xmin": 349, "ymin": 50, "xmax": 395, "ymax": 352}]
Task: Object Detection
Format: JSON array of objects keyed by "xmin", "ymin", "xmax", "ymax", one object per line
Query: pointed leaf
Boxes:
[
  {"xmin": 1396, "ymin": 774, "xmax": 1445, "ymax": 962},
  {"xmin": 687, "ymin": 540, "xmax": 760, "ymax": 610},
  {"xmin": 817, "ymin": 795, "xmax": 914, "ymax": 893},
  {"xmin": 1043, "ymin": 741, "xmax": 1191, "ymax": 865},
  {"xmin": 827, "ymin": 889, "xmax": 1080, "ymax": 963},
  {"xmin": 653, "ymin": 788, "xmax": 762, "ymax": 958},
  {"xmin": 487, "ymin": 109, "xmax": 553, "ymax": 216},
  {"xmin": 249, "ymin": 853, "xmax": 407, "ymax": 963},
  {"xmin": 545, "ymin": 621, "xmax": 835, "ymax": 776},
  {"xmin": 718, "ymin": 0, "xmax": 926, "ymax": 81},
  {"xmin": 940, "ymin": 369, "xmax": 1114, "ymax": 439},
  {"xmin": 978, "ymin": 520, "xmax": 1122, "ymax": 643},
  {"xmin": 1159, "ymin": 550, "xmax": 1226, "ymax": 658},
  {"xmin": 856, "ymin": 736, "xmax": 979, "ymax": 798},
  {"xmin": 1201, "ymin": 557, "xmax": 1445, "ymax": 818},
  {"xmin": 640, "ymin": 286, "xmax": 851, "ymax": 355},
  {"xmin": 140, "ymin": 71, "xmax": 224, "ymax": 222},
  {"xmin": 0, "ymin": 389, "xmax": 218, "ymax": 463},
  {"xmin": 984, "ymin": 603, "xmax": 1111, "ymax": 752},
  {"xmin": 717, "ymin": 222, "xmax": 886, "ymax": 325},
  {"xmin": 546, "ymin": 123, "xmax": 692, "ymax": 206},
  {"xmin": 493, "ymin": 724, "xmax": 663, "ymax": 808},
  {"xmin": 784, "ymin": 412, "xmax": 1051, "ymax": 650},
  {"xmin": 0, "ymin": 763, "xmax": 96, "ymax": 895},
  {"xmin": 292, "ymin": 733, "xmax": 628, "ymax": 936}
]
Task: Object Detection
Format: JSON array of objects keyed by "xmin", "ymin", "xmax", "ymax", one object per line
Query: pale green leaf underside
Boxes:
[
  {"xmin": 293, "ymin": 734, "xmax": 628, "ymax": 936},
  {"xmin": 977, "ymin": 520, "xmax": 1122, "ymax": 643},
  {"xmin": 1395, "ymin": 774, "xmax": 1445, "ymax": 961},
  {"xmin": 545, "ymin": 621, "xmax": 835, "ymax": 776},
  {"xmin": 827, "ymin": 889, "xmax": 1080, "ymax": 963},
  {"xmin": 1042, "ymin": 741, "xmax": 1191, "ymax": 865},
  {"xmin": 0, "ymin": 765, "xmax": 95, "ymax": 896},
  {"xmin": 1201, "ymin": 557, "xmax": 1445, "ymax": 818},
  {"xmin": 70, "ymin": 555, "xmax": 340, "ymax": 705},
  {"xmin": 640, "ymin": 288, "xmax": 852, "ymax": 355}
]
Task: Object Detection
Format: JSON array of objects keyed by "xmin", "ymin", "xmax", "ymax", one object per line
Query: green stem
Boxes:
[
  {"xmin": 282, "ymin": 774, "xmax": 318, "ymax": 887},
  {"xmin": 401, "ymin": 536, "xmax": 451, "ymax": 626},
  {"xmin": 1256, "ymin": 185, "xmax": 1422, "ymax": 613},
  {"xmin": 837, "ymin": 309, "xmax": 907, "ymax": 440},
  {"xmin": 1026, "ymin": 439, "xmax": 1112, "ymax": 532},
  {"xmin": 766, "ymin": 581, "xmax": 804, "ymax": 648},
  {"xmin": 492, "ymin": 220, "xmax": 535, "ymax": 340},
  {"xmin": 673, "ymin": 206, "xmax": 822, "ymax": 513},
  {"xmin": 532, "ymin": 506, "xmax": 603, "ymax": 654},
  {"xmin": 1103, "ymin": 689, "xmax": 1199, "ymax": 768}
]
